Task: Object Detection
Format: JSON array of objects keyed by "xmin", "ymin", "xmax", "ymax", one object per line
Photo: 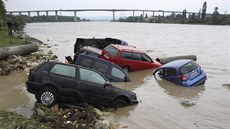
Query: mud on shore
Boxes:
[{"xmin": 0, "ymin": 103, "xmax": 115, "ymax": 129}]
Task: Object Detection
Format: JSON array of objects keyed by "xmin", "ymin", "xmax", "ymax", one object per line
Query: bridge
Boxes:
[{"xmin": 7, "ymin": 9, "xmax": 205, "ymax": 22}]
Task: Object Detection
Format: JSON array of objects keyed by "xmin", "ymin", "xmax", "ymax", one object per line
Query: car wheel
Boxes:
[
  {"xmin": 123, "ymin": 67, "xmax": 129, "ymax": 74},
  {"xmin": 113, "ymin": 99, "xmax": 128, "ymax": 108},
  {"xmin": 38, "ymin": 89, "xmax": 57, "ymax": 106}
]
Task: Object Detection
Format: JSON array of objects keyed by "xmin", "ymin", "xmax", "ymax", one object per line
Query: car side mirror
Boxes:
[{"xmin": 104, "ymin": 81, "xmax": 110, "ymax": 88}]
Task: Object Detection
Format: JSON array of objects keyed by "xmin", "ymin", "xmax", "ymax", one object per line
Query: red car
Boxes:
[{"xmin": 100, "ymin": 44, "xmax": 161, "ymax": 72}]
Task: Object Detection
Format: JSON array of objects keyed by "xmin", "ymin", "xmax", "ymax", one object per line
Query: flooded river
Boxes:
[{"xmin": 1, "ymin": 22, "xmax": 230, "ymax": 128}]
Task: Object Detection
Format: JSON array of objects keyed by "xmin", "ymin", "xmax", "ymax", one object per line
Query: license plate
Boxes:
[{"xmin": 190, "ymin": 70, "xmax": 198, "ymax": 77}]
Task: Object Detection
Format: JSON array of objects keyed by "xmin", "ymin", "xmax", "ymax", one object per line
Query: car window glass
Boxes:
[
  {"xmin": 104, "ymin": 45, "xmax": 119, "ymax": 57},
  {"xmin": 94, "ymin": 61, "xmax": 109, "ymax": 73},
  {"xmin": 50, "ymin": 64, "xmax": 76, "ymax": 78},
  {"xmin": 132, "ymin": 53, "xmax": 142, "ymax": 61},
  {"xmin": 180, "ymin": 61, "xmax": 199, "ymax": 74},
  {"xmin": 120, "ymin": 51, "xmax": 132, "ymax": 59},
  {"xmin": 79, "ymin": 68, "xmax": 106, "ymax": 85},
  {"xmin": 79, "ymin": 58, "xmax": 92, "ymax": 68},
  {"xmin": 163, "ymin": 68, "xmax": 176, "ymax": 77},
  {"xmin": 142, "ymin": 54, "xmax": 152, "ymax": 62},
  {"xmin": 111, "ymin": 67, "xmax": 125, "ymax": 80}
]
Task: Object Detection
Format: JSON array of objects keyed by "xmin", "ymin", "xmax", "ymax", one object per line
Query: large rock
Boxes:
[
  {"xmin": 94, "ymin": 120, "xmax": 110, "ymax": 129},
  {"xmin": 0, "ymin": 44, "xmax": 38, "ymax": 60},
  {"xmin": 7, "ymin": 44, "xmax": 38, "ymax": 56},
  {"xmin": 0, "ymin": 48, "xmax": 10, "ymax": 59}
]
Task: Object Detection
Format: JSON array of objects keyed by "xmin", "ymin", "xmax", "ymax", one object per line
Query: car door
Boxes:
[
  {"xmin": 77, "ymin": 68, "xmax": 115, "ymax": 106},
  {"xmin": 118, "ymin": 51, "xmax": 133, "ymax": 69},
  {"xmin": 92, "ymin": 61, "xmax": 111, "ymax": 80},
  {"xmin": 132, "ymin": 52, "xmax": 146, "ymax": 70},
  {"xmin": 49, "ymin": 64, "xmax": 79, "ymax": 102},
  {"xmin": 161, "ymin": 68, "xmax": 178, "ymax": 84}
]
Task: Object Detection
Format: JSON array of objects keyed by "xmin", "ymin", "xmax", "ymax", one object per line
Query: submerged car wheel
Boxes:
[
  {"xmin": 123, "ymin": 67, "xmax": 129, "ymax": 74},
  {"xmin": 38, "ymin": 89, "xmax": 57, "ymax": 106},
  {"xmin": 113, "ymin": 99, "xmax": 128, "ymax": 108}
]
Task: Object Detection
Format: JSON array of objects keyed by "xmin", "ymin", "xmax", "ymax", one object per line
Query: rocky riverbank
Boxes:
[
  {"xmin": 0, "ymin": 37, "xmax": 58, "ymax": 76},
  {"xmin": 0, "ymin": 103, "xmax": 115, "ymax": 129}
]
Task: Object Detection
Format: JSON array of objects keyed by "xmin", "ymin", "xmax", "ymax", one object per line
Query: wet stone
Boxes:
[
  {"xmin": 180, "ymin": 99, "xmax": 195, "ymax": 107},
  {"xmin": 47, "ymin": 50, "xmax": 53, "ymax": 55},
  {"xmin": 94, "ymin": 120, "xmax": 110, "ymax": 129},
  {"xmin": 35, "ymin": 108, "xmax": 46, "ymax": 116}
]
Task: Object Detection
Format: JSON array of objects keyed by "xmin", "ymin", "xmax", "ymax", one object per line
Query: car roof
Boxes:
[
  {"xmin": 161, "ymin": 59, "xmax": 193, "ymax": 69},
  {"xmin": 78, "ymin": 54, "xmax": 123, "ymax": 68},
  {"xmin": 48, "ymin": 60, "xmax": 108, "ymax": 77},
  {"xmin": 111, "ymin": 44, "xmax": 144, "ymax": 54}
]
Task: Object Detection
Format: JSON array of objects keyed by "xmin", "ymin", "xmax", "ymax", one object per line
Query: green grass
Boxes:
[
  {"xmin": 0, "ymin": 26, "xmax": 24, "ymax": 48},
  {"xmin": 0, "ymin": 110, "xmax": 51, "ymax": 129}
]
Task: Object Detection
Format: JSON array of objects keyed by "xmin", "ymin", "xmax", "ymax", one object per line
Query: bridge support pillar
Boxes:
[
  {"xmin": 37, "ymin": 11, "xmax": 39, "ymax": 16},
  {"xmin": 19, "ymin": 12, "xmax": 22, "ymax": 15},
  {"xmin": 162, "ymin": 11, "xmax": 165, "ymax": 17},
  {"xmin": 133, "ymin": 10, "xmax": 135, "ymax": 22},
  {"xmin": 55, "ymin": 11, "xmax": 58, "ymax": 21},
  {"xmin": 172, "ymin": 12, "xmax": 175, "ymax": 21},
  {"xmin": 113, "ymin": 10, "xmax": 115, "ymax": 21},
  {"xmin": 46, "ymin": 11, "xmax": 48, "ymax": 16},
  {"xmin": 28, "ymin": 12, "xmax": 31, "ymax": 17},
  {"xmin": 74, "ymin": 11, "xmax": 77, "ymax": 22}
]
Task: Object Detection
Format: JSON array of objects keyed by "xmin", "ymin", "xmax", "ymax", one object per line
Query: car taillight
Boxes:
[{"xmin": 180, "ymin": 75, "xmax": 187, "ymax": 81}]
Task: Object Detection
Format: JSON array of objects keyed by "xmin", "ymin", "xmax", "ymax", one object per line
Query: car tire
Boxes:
[
  {"xmin": 123, "ymin": 67, "xmax": 129, "ymax": 74},
  {"xmin": 113, "ymin": 99, "xmax": 128, "ymax": 108},
  {"xmin": 38, "ymin": 89, "xmax": 57, "ymax": 107}
]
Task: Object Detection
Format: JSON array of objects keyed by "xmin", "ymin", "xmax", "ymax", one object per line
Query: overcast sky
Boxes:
[{"xmin": 4, "ymin": 0, "xmax": 229, "ymax": 18}]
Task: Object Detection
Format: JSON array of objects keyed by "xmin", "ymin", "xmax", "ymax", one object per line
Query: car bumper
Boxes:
[
  {"xmin": 25, "ymin": 81, "xmax": 43, "ymax": 94},
  {"xmin": 130, "ymin": 99, "xmax": 139, "ymax": 105},
  {"xmin": 182, "ymin": 72, "xmax": 207, "ymax": 87}
]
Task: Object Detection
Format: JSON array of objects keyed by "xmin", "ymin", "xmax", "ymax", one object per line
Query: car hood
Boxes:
[{"xmin": 109, "ymin": 84, "xmax": 136, "ymax": 97}]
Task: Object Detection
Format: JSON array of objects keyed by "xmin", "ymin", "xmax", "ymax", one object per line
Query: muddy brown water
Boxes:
[{"xmin": 0, "ymin": 22, "xmax": 229, "ymax": 128}]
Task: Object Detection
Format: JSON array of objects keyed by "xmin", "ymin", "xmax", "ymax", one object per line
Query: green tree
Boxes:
[
  {"xmin": 6, "ymin": 15, "xmax": 26, "ymax": 32},
  {"xmin": 201, "ymin": 1, "xmax": 207, "ymax": 20},
  {"xmin": 0, "ymin": 0, "xmax": 6, "ymax": 18},
  {"xmin": 212, "ymin": 7, "xmax": 222, "ymax": 24},
  {"xmin": 0, "ymin": 0, "xmax": 6, "ymax": 26}
]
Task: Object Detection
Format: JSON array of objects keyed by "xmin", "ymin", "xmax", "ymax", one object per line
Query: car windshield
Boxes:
[
  {"xmin": 104, "ymin": 45, "xmax": 119, "ymax": 57},
  {"xmin": 142, "ymin": 54, "xmax": 152, "ymax": 62},
  {"xmin": 180, "ymin": 61, "xmax": 199, "ymax": 74}
]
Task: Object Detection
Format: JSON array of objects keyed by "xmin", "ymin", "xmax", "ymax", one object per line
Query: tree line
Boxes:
[{"xmin": 116, "ymin": 2, "xmax": 230, "ymax": 25}]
